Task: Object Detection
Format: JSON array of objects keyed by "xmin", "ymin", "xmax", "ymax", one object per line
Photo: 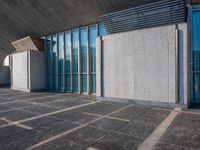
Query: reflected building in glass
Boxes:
[{"xmin": 45, "ymin": 24, "xmax": 107, "ymax": 93}]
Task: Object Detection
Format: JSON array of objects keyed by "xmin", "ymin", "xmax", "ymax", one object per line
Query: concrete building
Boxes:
[{"xmin": 0, "ymin": 0, "xmax": 200, "ymax": 108}]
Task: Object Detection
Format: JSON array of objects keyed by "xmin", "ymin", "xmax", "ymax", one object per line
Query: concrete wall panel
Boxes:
[
  {"xmin": 11, "ymin": 50, "xmax": 45, "ymax": 92},
  {"xmin": 97, "ymin": 24, "xmax": 187, "ymax": 104},
  {"xmin": 12, "ymin": 51, "xmax": 28, "ymax": 91},
  {"xmin": 30, "ymin": 51, "xmax": 45, "ymax": 90}
]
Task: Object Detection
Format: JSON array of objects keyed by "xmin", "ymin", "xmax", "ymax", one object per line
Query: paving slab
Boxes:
[
  {"xmin": 33, "ymin": 137, "xmax": 83, "ymax": 150},
  {"xmin": 51, "ymin": 110, "xmax": 98, "ymax": 124},
  {"xmin": 22, "ymin": 105, "xmax": 59, "ymax": 114},
  {"xmin": 2, "ymin": 101, "xmax": 33, "ymax": 108},
  {"xmin": 0, "ymin": 130, "xmax": 50, "ymax": 150},
  {"xmin": 47, "ymin": 99, "xmax": 91, "ymax": 108},
  {"xmin": 0, "ymin": 109, "xmax": 37, "ymax": 121},
  {"xmin": 75, "ymin": 102, "xmax": 127, "ymax": 115},
  {"xmin": 88, "ymin": 118, "xmax": 128, "ymax": 131},
  {"xmin": 23, "ymin": 117, "xmax": 62, "ymax": 128},
  {"xmin": 92, "ymin": 132, "xmax": 144, "ymax": 150},
  {"xmin": 134, "ymin": 109, "xmax": 170, "ymax": 126},
  {"xmin": 0, "ymin": 125, "xmax": 26, "ymax": 139},
  {"xmin": 35, "ymin": 120, "xmax": 79, "ymax": 136},
  {"xmin": 110, "ymin": 105, "xmax": 149, "ymax": 120},
  {"xmin": 159, "ymin": 112, "xmax": 200, "ymax": 149},
  {"xmin": 62, "ymin": 126, "xmax": 108, "ymax": 148},
  {"xmin": 153, "ymin": 141, "xmax": 192, "ymax": 150},
  {"xmin": 0, "ymin": 105, "xmax": 12, "ymax": 111},
  {"xmin": 29, "ymin": 96, "xmax": 69, "ymax": 104},
  {"xmin": 116, "ymin": 120, "xmax": 157, "ymax": 139}
]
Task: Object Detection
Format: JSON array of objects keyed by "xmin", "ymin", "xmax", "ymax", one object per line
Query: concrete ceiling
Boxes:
[{"xmin": 0, "ymin": 0, "xmax": 197, "ymax": 64}]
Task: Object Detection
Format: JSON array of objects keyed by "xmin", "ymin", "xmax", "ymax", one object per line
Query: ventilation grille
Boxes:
[{"xmin": 100, "ymin": 0, "xmax": 186, "ymax": 34}]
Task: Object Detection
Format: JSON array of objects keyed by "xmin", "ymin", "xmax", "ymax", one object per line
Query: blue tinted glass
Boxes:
[
  {"xmin": 72, "ymin": 30, "xmax": 79, "ymax": 92},
  {"xmin": 72, "ymin": 30, "xmax": 79, "ymax": 73},
  {"xmin": 81, "ymin": 74, "xmax": 87, "ymax": 92},
  {"xmin": 46, "ymin": 36, "xmax": 51, "ymax": 90},
  {"xmin": 192, "ymin": 11, "xmax": 200, "ymax": 72},
  {"xmin": 99, "ymin": 24, "xmax": 107, "ymax": 36},
  {"xmin": 90, "ymin": 74, "xmax": 96, "ymax": 93},
  {"xmin": 52, "ymin": 75, "xmax": 56, "ymax": 90},
  {"xmin": 58, "ymin": 33, "xmax": 64, "ymax": 74},
  {"xmin": 65, "ymin": 32, "xmax": 71, "ymax": 74},
  {"xmin": 52, "ymin": 35, "xmax": 57, "ymax": 90},
  {"xmin": 66, "ymin": 74, "xmax": 70, "ymax": 92},
  {"xmin": 58, "ymin": 75, "xmax": 64, "ymax": 91},
  {"xmin": 192, "ymin": 11, "xmax": 200, "ymax": 102},
  {"xmin": 89, "ymin": 26, "xmax": 97, "ymax": 73},
  {"xmin": 80, "ymin": 28, "xmax": 87, "ymax": 73},
  {"xmin": 52, "ymin": 35, "xmax": 57, "ymax": 74},
  {"xmin": 73, "ymin": 74, "xmax": 78, "ymax": 92},
  {"xmin": 89, "ymin": 26, "xmax": 97, "ymax": 93}
]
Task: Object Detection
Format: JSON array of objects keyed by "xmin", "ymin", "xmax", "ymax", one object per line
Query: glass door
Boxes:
[{"xmin": 191, "ymin": 9, "xmax": 200, "ymax": 103}]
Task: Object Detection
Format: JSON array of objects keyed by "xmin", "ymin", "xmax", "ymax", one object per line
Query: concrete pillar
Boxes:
[
  {"xmin": 96, "ymin": 37, "xmax": 102, "ymax": 97},
  {"xmin": 11, "ymin": 50, "xmax": 45, "ymax": 92}
]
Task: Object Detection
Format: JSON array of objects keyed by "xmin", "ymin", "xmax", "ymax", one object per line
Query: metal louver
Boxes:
[{"xmin": 100, "ymin": 0, "xmax": 186, "ymax": 34}]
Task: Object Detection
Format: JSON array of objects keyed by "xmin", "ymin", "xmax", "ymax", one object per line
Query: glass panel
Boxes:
[
  {"xmin": 72, "ymin": 30, "xmax": 79, "ymax": 92},
  {"xmin": 90, "ymin": 74, "xmax": 96, "ymax": 93},
  {"xmin": 52, "ymin": 35, "xmax": 58, "ymax": 91},
  {"xmin": 80, "ymin": 28, "xmax": 88, "ymax": 73},
  {"xmin": 80, "ymin": 28, "xmax": 88, "ymax": 92},
  {"xmin": 65, "ymin": 32, "xmax": 71, "ymax": 92},
  {"xmin": 73, "ymin": 74, "xmax": 78, "ymax": 92},
  {"xmin": 89, "ymin": 26, "xmax": 97, "ymax": 73},
  {"xmin": 58, "ymin": 33, "xmax": 64, "ymax": 74},
  {"xmin": 99, "ymin": 24, "xmax": 107, "ymax": 36},
  {"xmin": 193, "ymin": 74, "xmax": 200, "ymax": 101},
  {"xmin": 89, "ymin": 25, "xmax": 97, "ymax": 93},
  {"xmin": 192, "ymin": 11, "xmax": 200, "ymax": 72},
  {"xmin": 81, "ymin": 74, "xmax": 87, "ymax": 92},
  {"xmin": 72, "ymin": 30, "xmax": 79, "ymax": 73},
  {"xmin": 52, "ymin": 75, "xmax": 56, "ymax": 90},
  {"xmin": 192, "ymin": 11, "xmax": 200, "ymax": 102},
  {"xmin": 58, "ymin": 33, "xmax": 64, "ymax": 91},
  {"xmin": 46, "ymin": 36, "xmax": 51, "ymax": 90},
  {"xmin": 66, "ymin": 74, "xmax": 70, "ymax": 92},
  {"xmin": 65, "ymin": 32, "xmax": 71, "ymax": 74},
  {"xmin": 58, "ymin": 75, "xmax": 64, "ymax": 91}
]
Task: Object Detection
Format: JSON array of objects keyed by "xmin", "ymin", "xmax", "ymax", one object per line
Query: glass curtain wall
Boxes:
[
  {"xmin": 192, "ymin": 10, "xmax": 200, "ymax": 102},
  {"xmin": 45, "ymin": 23, "xmax": 107, "ymax": 93}
]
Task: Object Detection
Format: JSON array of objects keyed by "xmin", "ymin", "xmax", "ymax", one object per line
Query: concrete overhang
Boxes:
[
  {"xmin": 12, "ymin": 36, "xmax": 43, "ymax": 52},
  {"xmin": 0, "ymin": 0, "xmax": 198, "ymax": 63}
]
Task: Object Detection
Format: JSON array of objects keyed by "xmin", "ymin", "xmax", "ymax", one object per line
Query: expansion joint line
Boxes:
[
  {"xmin": 26, "ymin": 104, "xmax": 133, "ymax": 150},
  {"xmin": 137, "ymin": 108, "xmax": 181, "ymax": 150}
]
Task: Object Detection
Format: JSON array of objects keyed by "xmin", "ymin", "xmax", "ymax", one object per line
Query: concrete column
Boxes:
[{"xmin": 96, "ymin": 37, "xmax": 102, "ymax": 97}]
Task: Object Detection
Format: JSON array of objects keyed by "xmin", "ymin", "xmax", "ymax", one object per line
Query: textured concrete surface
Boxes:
[
  {"xmin": 96, "ymin": 23, "xmax": 188, "ymax": 104},
  {"xmin": 11, "ymin": 50, "xmax": 45, "ymax": 92},
  {"xmin": 0, "ymin": 87, "xmax": 199, "ymax": 150}
]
